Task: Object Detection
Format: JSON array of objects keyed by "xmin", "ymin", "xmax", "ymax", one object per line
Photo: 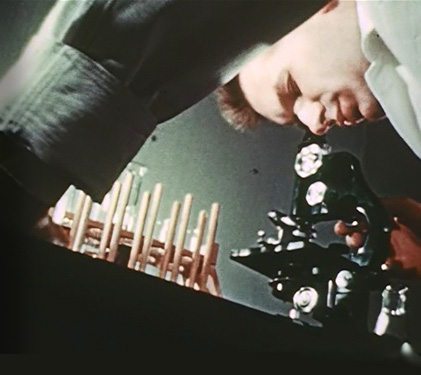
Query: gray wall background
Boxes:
[{"xmin": 1, "ymin": 1, "xmax": 421, "ymax": 319}]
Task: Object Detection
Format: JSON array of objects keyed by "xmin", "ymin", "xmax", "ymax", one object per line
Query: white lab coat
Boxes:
[{"xmin": 357, "ymin": 0, "xmax": 421, "ymax": 159}]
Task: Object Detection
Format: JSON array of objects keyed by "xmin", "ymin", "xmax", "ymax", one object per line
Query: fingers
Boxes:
[
  {"xmin": 334, "ymin": 220, "xmax": 352, "ymax": 236},
  {"xmin": 334, "ymin": 220, "xmax": 366, "ymax": 248},
  {"xmin": 345, "ymin": 231, "xmax": 365, "ymax": 248},
  {"xmin": 334, "ymin": 220, "xmax": 367, "ymax": 235}
]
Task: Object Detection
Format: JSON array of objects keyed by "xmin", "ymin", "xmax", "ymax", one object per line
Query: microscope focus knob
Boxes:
[
  {"xmin": 335, "ymin": 270, "xmax": 354, "ymax": 292},
  {"xmin": 292, "ymin": 286, "xmax": 319, "ymax": 314}
]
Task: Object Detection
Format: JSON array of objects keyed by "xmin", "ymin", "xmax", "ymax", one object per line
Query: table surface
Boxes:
[{"xmin": 1, "ymin": 229, "xmax": 418, "ymax": 366}]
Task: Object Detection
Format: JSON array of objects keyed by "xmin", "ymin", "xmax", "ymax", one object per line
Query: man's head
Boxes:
[{"xmin": 216, "ymin": 0, "xmax": 385, "ymax": 135}]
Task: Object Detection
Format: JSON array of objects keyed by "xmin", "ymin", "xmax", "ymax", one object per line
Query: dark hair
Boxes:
[{"xmin": 214, "ymin": 75, "xmax": 265, "ymax": 131}]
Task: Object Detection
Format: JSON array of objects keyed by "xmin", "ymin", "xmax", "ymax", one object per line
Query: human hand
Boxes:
[{"xmin": 334, "ymin": 197, "xmax": 421, "ymax": 278}]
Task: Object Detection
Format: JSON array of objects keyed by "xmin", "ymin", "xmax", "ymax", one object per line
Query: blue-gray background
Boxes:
[{"xmin": 1, "ymin": 1, "xmax": 421, "ymax": 320}]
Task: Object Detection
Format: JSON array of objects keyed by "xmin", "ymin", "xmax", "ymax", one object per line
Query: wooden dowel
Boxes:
[
  {"xmin": 170, "ymin": 193, "xmax": 193, "ymax": 282},
  {"xmin": 159, "ymin": 200, "xmax": 182, "ymax": 279},
  {"xmin": 209, "ymin": 267, "xmax": 222, "ymax": 297},
  {"xmin": 107, "ymin": 172, "xmax": 134, "ymax": 262},
  {"xmin": 71, "ymin": 196, "xmax": 93, "ymax": 252},
  {"xmin": 68, "ymin": 190, "xmax": 86, "ymax": 250},
  {"xmin": 127, "ymin": 191, "xmax": 151, "ymax": 269},
  {"xmin": 187, "ymin": 210, "xmax": 207, "ymax": 288},
  {"xmin": 97, "ymin": 181, "xmax": 121, "ymax": 259},
  {"xmin": 199, "ymin": 203, "xmax": 220, "ymax": 290},
  {"xmin": 139, "ymin": 183, "xmax": 163, "ymax": 271}
]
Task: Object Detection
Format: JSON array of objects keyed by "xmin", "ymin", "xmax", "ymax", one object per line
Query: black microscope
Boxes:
[{"xmin": 231, "ymin": 129, "xmax": 414, "ymax": 342}]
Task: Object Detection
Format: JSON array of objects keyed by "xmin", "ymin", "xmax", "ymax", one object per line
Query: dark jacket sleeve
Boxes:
[{"xmin": 0, "ymin": 0, "xmax": 325, "ymax": 203}]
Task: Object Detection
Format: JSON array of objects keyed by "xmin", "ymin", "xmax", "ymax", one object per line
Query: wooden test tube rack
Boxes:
[{"xmin": 50, "ymin": 177, "xmax": 222, "ymax": 297}]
